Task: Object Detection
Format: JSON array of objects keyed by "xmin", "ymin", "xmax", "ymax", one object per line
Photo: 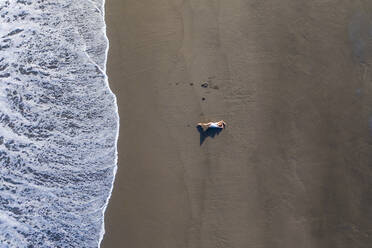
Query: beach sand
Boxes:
[{"xmin": 102, "ymin": 1, "xmax": 372, "ymax": 247}]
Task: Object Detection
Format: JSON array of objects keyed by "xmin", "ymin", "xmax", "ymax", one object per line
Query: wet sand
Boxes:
[{"xmin": 102, "ymin": 1, "xmax": 372, "ymax": 247}]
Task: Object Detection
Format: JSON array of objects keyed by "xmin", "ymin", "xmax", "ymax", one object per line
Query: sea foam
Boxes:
[{"xmin": 0, "ymin": 0, "xmax": 118, "ymax": 247}]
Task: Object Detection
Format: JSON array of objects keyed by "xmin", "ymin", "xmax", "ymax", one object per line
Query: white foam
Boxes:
[
  {"xmin": 97, "ymin": 0, "xmax": 120, "ymax": 247},
  {"xmin": 0, "ymin": 0, "xmax": 119, "ymax": 247}
]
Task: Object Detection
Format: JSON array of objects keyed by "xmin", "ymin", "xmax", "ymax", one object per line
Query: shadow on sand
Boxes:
[{"xmin": 196, "ymin": 126, "xmax": 223, "ymax": 145}]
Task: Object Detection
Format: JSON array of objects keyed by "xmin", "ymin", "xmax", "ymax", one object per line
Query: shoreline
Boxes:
[{"xmin": 98, "ymin": 0, "xmax": 120, "ymax": 245}]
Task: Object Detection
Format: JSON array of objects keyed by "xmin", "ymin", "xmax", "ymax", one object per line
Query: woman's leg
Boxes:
[{"xmin": 197, "ymin": 123, "xmax": 210, "ymax": 132}]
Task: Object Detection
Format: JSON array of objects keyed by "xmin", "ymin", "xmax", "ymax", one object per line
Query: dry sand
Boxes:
[{"xmin": 102, "ymin": 1, "xmax": 372, "ymax": 247}]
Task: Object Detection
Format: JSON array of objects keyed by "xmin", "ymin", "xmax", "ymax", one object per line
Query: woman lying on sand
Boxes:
[{"xmin": 197, "ymin": 120, "xmax": 226, "ymax": 132}]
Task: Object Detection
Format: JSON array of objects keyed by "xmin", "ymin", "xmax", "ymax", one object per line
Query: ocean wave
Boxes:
[{"xmin": 0, "ymin": 0, "xmax": 118, "ymax": 247}]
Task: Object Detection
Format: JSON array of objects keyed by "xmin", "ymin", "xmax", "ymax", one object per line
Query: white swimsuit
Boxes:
[{"xmin": 209, "ymin": 122, "xmax": 222, "ymax": 128}]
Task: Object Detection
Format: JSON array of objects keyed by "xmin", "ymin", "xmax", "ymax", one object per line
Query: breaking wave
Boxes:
[{"xmin": 0, "ymin": 0, "xmax": 118, "ymax": 247}]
